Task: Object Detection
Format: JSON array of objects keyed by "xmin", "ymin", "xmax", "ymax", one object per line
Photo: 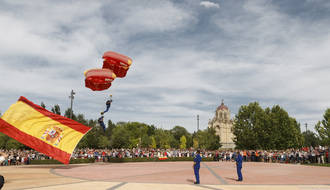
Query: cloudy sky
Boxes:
[{"xmin": 1, "ymin": 0, "xmax": 329, "ymax": 132}]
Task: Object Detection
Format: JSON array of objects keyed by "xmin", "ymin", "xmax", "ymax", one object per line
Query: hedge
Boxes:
[
  {"xmin": 29, "ymin": 157, "xmax": 214, "ymax": 164},
  {"xmin": 30, "ymin": 158, "xmax": 95, "ymax": 165},
  {"xmin": 107, "ymin": 157, "xmax": 214, "ymax": 163},
  {"xmin": 302, "ymin": 163, "xmax": 330, "ymax": 167}
]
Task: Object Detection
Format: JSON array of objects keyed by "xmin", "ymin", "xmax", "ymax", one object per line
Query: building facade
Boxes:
[{"xmin": 208, "ymin": 100, "xmax": 235, "ymax": 149}]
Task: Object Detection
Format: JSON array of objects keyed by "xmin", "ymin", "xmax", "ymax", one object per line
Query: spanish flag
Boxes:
[{"xmin": 0, "ymin": 96, "xmax": 91, "ymax": 164}]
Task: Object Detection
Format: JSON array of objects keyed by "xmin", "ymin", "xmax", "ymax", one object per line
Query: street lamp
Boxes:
[
  {"xmin": 197, "ymin": 115, "xmax": 200, "ymax": 131},
  {"xmin": 69, "ymin": 90, "xmax": 75, "ymax": 119}
]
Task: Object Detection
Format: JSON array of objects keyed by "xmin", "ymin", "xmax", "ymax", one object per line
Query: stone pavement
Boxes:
[{"xmin": 1, "ymin": 161, "xmax": 330, "ymax": 190}]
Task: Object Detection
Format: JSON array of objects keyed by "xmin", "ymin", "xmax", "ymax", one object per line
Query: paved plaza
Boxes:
[{"xmin": 1, "ymin": 161, "xmax": 330, "ymax": 190}]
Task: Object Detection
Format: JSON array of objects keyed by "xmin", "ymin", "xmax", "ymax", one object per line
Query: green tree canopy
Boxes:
[
  {"xmin": 233, "ymin": 102, "xmax": 303, "ymax": 150},
  {"xmin": 40, "ymin": 102, "xmax": 46, "ymax": 109},
  {"xmin": 111, "ymin": 125, "xmax": 131, "ymax": 148},
  {"xmin": 151, "ymin": 136, "xmax": 157, "ymax": 148},
  {"xmin": 51, "ymin": 104, "xmax": 61, "ymax": 115},
  {"xmin": 154, "ymin": 128, "xmax": 173, "ymax": 149},
  {"xmin": 171, "ymin": 126, "xmax": 193, "ymax": 148},
  {"xmin": 193, "ymin": 128, "xmax": 220, "ymax": 150},
  {"xmin": 233, "ymin": 102, "xmax": 265, "ymax": 150},
  {"xmin": 180, "ymin": 135, "xmax": 187, "ymax": 149},
  {"xmin": 302, "ymin": 130, "xmax": 320, "ymax": 147},
  {"xmin": 315, "ymin": 108, "xmax": 330, "ymax": 146}
]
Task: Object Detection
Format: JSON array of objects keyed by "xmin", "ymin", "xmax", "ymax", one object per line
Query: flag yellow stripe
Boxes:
[{"xmin": 1, "ymin": 101, "xmax": 83, "ymax": 153}]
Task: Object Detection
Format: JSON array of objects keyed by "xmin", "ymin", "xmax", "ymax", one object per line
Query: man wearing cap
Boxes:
[{"xmin": 193, "ymin": 150, "xmax": 202, "ymax": 184}]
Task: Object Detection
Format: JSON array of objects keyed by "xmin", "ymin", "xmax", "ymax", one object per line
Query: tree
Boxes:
[
  {"xmin": 0, "ymin": 133, "xmax": 9, "ymax": 148},
  {"xmin": 171, "ymin": 126, "xmax": 189, "ymax": 141},
  {"xmin": 6, "ymin": 138, "xmax": 25, "ymax": 149},
  {"xmin": 193, "ymin": 128, "xmax": 220, "ymax": 150},
  {"xmin": 147, "ymin": 125, "xmax": 156, "ymax": 136},
  {"xmin": 233, "ymin": 102, "xmax": 265, "ymax": 149},
  {"xmin": 141, "ymin": 134, "xmax": 151, "ymax": 148},
  {"xmin": 105, "ymin": 120, "xmax": 116, "ymax": 139},
  {"xmin": 302, "ymin": 131, "xmax": 320, "ymax": 147},
  {"xmin": 267, "ymin": 105, "xmax": 303, "ymax": 149},
  {"xmin": 171, "ymin": 126, "xmax": 192, "ymax": 149},
  {"xmin": 64, "ymin": 108, "xmax": 77, "ymax": 120},
  {"xmin": 111, "ymin": 126, "xmax": 130, "ymax": 148},
  {"xmin": 40, "ymin": 102, "xmax": 46, "ymax": 109},
  {"xmin": 151, "ymin": 136, "xmax": 157, "ymax": 148},
  {"xmin": 98, "ymin": 135, "xmax": 110, "ymax": 148},
  {"xmin": 51, "ymin": 104, "xmax": 61, "ymax": 115},
  {"xmin": 205, "ymin": 127, "xmax": 221, "ymax": 150},
  {"xmin": 315, "ymin": 108, "xmax": 330, "ymax": 146},
  {"xmin": 82, "ymin": 127, "xmax": 102, "ymax": 148},
  {"xmin": 154, "ymin": 128, "xmax": 173, "ymax": 149},
  {"xmin": 76, "ymin": 114, "xmax": 88, "ymax": 125},
  {"xmin": 233, "ymin": 103, "xmax": 303, "ymax": 150},
  {"xmin": 180, "ymin": 135, "xmax": 187, "ymax": 149},
  {"xmin": 193, "ymin": 138, "xmax": 199, "ymax": 149}
]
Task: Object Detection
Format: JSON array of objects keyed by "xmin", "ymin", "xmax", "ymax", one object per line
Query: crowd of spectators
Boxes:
[
  {"xmin": 1, "ymin": 146, "xmax": 329, "ymax": 166},
  {"xmin": 213, "ymin": 146, "xmax": 330, "ymax": 164}
]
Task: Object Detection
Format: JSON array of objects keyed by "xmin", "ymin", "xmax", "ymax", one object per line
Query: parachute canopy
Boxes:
[
  {"xmin": 84, "ymin": 69, "xmax": 116, "ymax": 91},
  {"xmin": 102, "ymin": 51, "xmax": 132, "ymax": 78},
  {"xmin": 84, "ymin": 51, "xmax": 132, "ymax": 91}
]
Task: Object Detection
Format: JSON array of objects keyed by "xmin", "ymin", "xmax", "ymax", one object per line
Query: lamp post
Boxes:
[
  {"xmin": 69, "ymin": 90, "xmax": 75, "ymax": 119},
  {"xmin": 197, "ymin": 115, "xmax": 200, "ymax": 131}
]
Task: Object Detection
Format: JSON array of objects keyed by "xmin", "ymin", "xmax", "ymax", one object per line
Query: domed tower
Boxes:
[{"xmin": 208, "ymin": 100, "xmax": 235, "ymax": 149}]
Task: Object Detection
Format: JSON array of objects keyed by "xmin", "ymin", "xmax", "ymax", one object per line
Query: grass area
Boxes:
[{"xmin": 302, "ymin": 163, "xmax": 330, "ymax": 167}]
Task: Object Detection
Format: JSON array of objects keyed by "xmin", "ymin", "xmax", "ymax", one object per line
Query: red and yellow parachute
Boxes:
[{"xmin": 84, "ymin": 51, "xmax": 132, "ymax": 91}]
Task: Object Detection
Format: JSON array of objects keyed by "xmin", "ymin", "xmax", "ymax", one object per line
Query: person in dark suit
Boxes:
[
  {"xmin": 235, "ymin": 151, "xmax": 243, "ymax": 181},
  {"xmin": 193, "ymin": 150, "xmax": 202, "ymax": 184}
]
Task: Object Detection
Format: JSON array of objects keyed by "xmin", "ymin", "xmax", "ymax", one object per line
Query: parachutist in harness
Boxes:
[
  {"xmin": 98, "ymin": 116, "xmax": 106, "ymax": 132},
  {"xmin": 98, "ymin": 95, "xmax": 113, "ymax": 132},
  {"xmin": 101, "ymin": 95, "xmax": 113, "ymax": 115}
]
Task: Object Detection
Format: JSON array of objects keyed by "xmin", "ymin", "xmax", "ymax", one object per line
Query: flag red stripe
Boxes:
[
  {"xmin": 0, "ymin": 118, "xmax": 71, "ymax": 164},
  {"xmin": 18, "ymin": 96, "xmax": 91, "ymax": 134}
]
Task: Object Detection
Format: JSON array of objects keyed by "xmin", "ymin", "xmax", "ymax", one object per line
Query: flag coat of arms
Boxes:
[{"xmin": 0, "ymin": 96, "xmax": 91, "ymax": 164}]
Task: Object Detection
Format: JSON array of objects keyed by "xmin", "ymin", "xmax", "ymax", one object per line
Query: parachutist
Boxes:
[
  {"xmin": 102, "ymin": 97, "xmax": 113, "ymax": 115},
  {"xmin": 98, "ymin": 116, "xmax": 106, "ymax": 132}
]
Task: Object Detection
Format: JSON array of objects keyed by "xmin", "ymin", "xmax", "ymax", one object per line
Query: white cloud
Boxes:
[
  {"xmin": 0, "ymin": 0, "xmax": 329, "ymax": 132},
  {"xmin": 209, "ymin": 0, "xmax": 330, "ymax": 129},
  {"xmin": 200, "ymin": 1, "xmax": 220, "ymax": 9}
]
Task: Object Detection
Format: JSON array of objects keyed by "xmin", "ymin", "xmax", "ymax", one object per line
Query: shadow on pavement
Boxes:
[{"xmin": 225, "ymin": 177, "xmax": 237, "ymax": 181}]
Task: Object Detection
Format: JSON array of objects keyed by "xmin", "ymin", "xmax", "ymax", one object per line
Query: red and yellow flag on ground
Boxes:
[{"xmin": 0, "ymin": 96, "xmax": 91, "ymax": 164}]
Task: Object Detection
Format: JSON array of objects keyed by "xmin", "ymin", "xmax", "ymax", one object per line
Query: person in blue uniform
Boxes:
[
  {"xmin": 235, "ymin": 151, "xmax": 243, "ymax": 181},
  {"xmin": 98, "ymin": 95, "xmax": 113, "ymax": 132},
  {"xmin": 193, "ymin": 149, "xmax": 202, "ymax": 184},
  {"xmin": 101, "ymin": 95, "xmax": 113, "ymax": 115},
  {"xmin": 98, "ymin": 116, "xmax": 106, "ymax": 132}
]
